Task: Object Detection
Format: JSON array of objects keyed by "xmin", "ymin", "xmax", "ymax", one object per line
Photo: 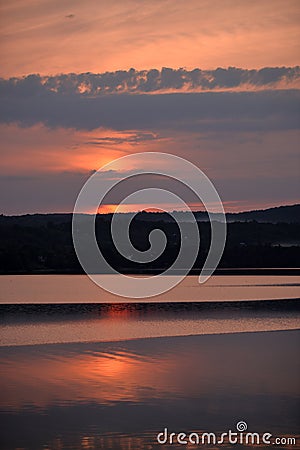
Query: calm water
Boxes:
[
  {"xmin": 0, "ymin": 300, "xmax": 300, "ymax": 347},
  {"xmin": 0, "ymin": 275, "xmax": 299, "ymax": 449},
  {"xmin": 0, "ymin": 331, "xmax": 299, "ymax": 449},
  {"xmin": 1, "ymin": 274, "xmax": 299, "ymax": 304},
  {"xmin": 0, "ymin": 275, "xmax": 299, "ymax": 346}
]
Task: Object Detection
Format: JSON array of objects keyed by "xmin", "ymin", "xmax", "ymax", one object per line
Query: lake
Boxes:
[
  {"xmin": 0, "ymin": 275, "xmax": 299, "ymax": 449},
  {"xmin": 0, "ymin": 274, "xmax": 300, "ymax": 304}
]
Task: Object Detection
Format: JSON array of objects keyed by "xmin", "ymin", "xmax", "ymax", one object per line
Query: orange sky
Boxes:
[
  {"xmin": 0, "ymin": 0, "xmax": 299, "ymax": 78},
  {"xmin": 1, "ymin": 121, "xmax": 299, "ymax": 213},
  {"xmin": 0, "ymin": 0, "xmax": 299, "ymax": 213}
]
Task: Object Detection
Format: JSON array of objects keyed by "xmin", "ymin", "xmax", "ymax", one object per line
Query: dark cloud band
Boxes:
[
  {"xmin": 1, "ymin": 67, "xmax": 299, "ymax": 96},
  {"xmin": 0, "ymin": 88, "xmax": 299, "ymax": 132}
]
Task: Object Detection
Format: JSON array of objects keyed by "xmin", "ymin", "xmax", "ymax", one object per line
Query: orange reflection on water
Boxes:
[
  {"xmin": 1, "ymin": 330, "xmax": 300, "ymax": 413},
  {"xmin": 100, "ymin": 304, "xmax": 139, "ymax": 320},
  {"xmin": 0, "ymin": 347, "xmax": 175, "ymax": 410},
  {"xmin": 83, "ymin": 351, "xmax": 132, "ymax": 379}
]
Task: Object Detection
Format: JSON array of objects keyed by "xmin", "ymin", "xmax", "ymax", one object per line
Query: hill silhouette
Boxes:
[
  {"xmin": 0, "ymin": 205, "xmax": 299, "ymax": 274},
  {"xmin": 1, "ymin": 204, "xmax": 299, "ymax": 227}
]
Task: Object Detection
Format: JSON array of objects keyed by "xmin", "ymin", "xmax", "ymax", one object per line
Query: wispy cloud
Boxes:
[
  {"xmin": 1, "ymin": 0, "xmax": 299, "ymax": 77},
  {"xmin": 84, "ymin": 132, "xmax": 159, "ymax": 146}
]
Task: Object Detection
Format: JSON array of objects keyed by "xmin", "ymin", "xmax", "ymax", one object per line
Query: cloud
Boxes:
[
  {"xmin": 0, "ymin": 80, "xmax": 299, "ymax": 132},
  {"xmin": 0, "ymin": 69, "xmax": 299, "ymax": 214},
  {"xmin": 1, "ymin": 67, "xmax": 299, "ymax": 97},
  {"xmin": 84, "ymin": 132, "xmax": 159, "ymax": 146}
]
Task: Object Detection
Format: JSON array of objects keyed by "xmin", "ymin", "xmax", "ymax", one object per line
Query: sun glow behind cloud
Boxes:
[{"xmin": 0, "ymin": 124, "xmax": 163, "ymax": 174}]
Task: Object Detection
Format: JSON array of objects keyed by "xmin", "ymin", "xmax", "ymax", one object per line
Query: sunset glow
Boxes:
[{"xmin": 0, "ymin": 0, "xmax": 299, "ymax": 214}]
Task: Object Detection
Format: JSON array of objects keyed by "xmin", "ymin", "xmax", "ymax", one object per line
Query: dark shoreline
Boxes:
[{"xmin": 1, "ymin": 267, "xmax": 300, "ymax": 276}]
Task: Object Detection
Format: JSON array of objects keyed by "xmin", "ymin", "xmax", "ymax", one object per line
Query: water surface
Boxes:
[
  {"xmin": 1, "ymin": 274, "xmax": 299, "ymax": 304},
  {"xmin": 1, "ymin": 300, "xmax": 299, "ymax": 347},
  {"xmin": 0, "ymin": 331, "xmax": 299, "ymax": 449},
  {"xmin": 1, "ymin": 274, "xmax": 299, "ymax": 449}
]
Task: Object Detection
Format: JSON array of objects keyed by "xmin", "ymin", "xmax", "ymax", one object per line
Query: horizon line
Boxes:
[{"xmin": 1, "ymin": 202, "xmax": 299, "ymax": 218}]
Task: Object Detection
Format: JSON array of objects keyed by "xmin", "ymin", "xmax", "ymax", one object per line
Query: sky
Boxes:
[{"xmin": 0, "ymin": 0, "xmax": 299, "ymax": 214}]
